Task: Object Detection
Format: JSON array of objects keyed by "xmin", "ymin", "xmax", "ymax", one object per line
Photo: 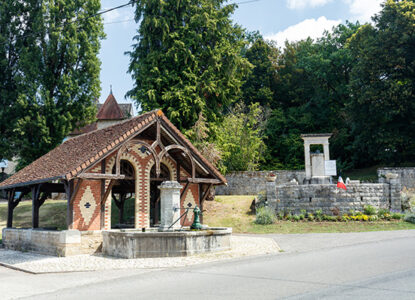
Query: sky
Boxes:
[{"xmin": 99, "ymin": 0, "xmax": 385, "ymax": 113}]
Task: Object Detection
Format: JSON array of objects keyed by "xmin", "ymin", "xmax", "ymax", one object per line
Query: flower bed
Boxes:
[{"xmin": 274, "ymin": 206, "xmax": 406, "ymax": 223}]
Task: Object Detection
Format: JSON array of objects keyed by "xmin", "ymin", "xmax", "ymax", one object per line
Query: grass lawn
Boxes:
[
  {"xmin": 0, "ymin": 200, "xmax": 67, "ymax": 242},
  {"xmin": 203, "ymin": 195, "xmax": 415, "ymax": 234},
  {"xmin": 1, "ymin": 195, "xmax": 414, "ymax": 241}
]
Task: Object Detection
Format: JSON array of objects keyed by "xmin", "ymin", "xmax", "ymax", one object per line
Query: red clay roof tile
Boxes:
[{"xmin": 96, "ymin": 93, "xmax": 125, "ymax": 120}]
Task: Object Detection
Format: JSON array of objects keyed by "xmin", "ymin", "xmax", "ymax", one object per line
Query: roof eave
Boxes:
[{"xmin": 0, "ymin": 175, "xmax": 66, "ymax": 190}]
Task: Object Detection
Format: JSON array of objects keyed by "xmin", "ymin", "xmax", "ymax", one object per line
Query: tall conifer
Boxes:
[{"xmin": 127, "ymin": 0, "xmax": 250, "ymax": 130}]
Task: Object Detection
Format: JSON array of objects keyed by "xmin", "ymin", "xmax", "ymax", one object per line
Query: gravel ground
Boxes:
[{"xmin": 0, "ymin": 236, "xmax": 279, "ymax": 273}]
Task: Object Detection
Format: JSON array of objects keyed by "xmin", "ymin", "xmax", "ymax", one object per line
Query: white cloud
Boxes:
[
  {"xmin": 344, "ymin": 0, "xmax": 383, "ymax": 23},
  {"xmin": 102, "ymin": 7, "xmax": 134, "ymax": 25},
  {"xmin": 286, "ymin": 0, "xmax": 333, "ymax": 9},
  {"xmin": 265, "ymin": 16, "xmax": 341, "ymax": 46}
]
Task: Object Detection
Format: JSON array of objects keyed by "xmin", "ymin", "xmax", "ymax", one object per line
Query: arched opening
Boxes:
[
  {"xmin": 111, "ymin": 160, "xmax": 135, "ymax": 228},
  {"xmin": 149, "ymin": 163, "xmax": 171, "ymax": 226}
]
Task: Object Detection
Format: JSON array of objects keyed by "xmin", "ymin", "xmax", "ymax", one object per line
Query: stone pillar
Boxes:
[
  {"xmin": 323, "ymin": 143, "xmax": 330, "ymax": 161},
  {"xmin": 386, "ymin": 173, "xmax": 402, "ymax": 212},
  {"xmin": 158, "ymin": 181, "xmax": 182, "ymax": 232},
  {"xmin": 304, "ymin": 143, "xmax": 312, "ymax": 180},
  {"xmin": 266, "ymin": 176, "xmax": 277, "ymax": 211}
]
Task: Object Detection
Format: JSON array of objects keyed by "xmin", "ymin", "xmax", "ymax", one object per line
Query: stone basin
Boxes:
[{"xmin": 102, "ymin": 227, "xmax": 232, "ymax": 258}]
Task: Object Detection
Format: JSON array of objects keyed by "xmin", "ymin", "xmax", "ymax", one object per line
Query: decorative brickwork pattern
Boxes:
[
  {"xmin": 79, "ymin": 186, "xmax": 97, "ymax": 225},
  {"xmin": 72, "ymin": 180, "xmax": 102, "ymax": 230},
  {"xmin": 141, "ymin": 156, "xmax": 177, "ymax": 228},
  {"xmin": 105, "ymin": 150, "xmax": 142, "ymax": 230}
]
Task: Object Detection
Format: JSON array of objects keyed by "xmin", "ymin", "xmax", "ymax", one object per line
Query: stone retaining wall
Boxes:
[
  {"xmin": 272, "ymin": 183, "xmax": 392, "ymax": 215},
  {"xmin": 216, "ymin": 170, "xmax": 306, "ymax": 195},
  {"xmin": 378, "ymin": 167, "xmax": 415, "ymax": 190},
  {"xmin": 2, "ymin": 228, "xmax": 103, "ymax": 256}
]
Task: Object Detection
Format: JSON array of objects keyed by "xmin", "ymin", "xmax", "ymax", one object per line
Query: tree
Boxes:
[
  {"xmin": 127, "ymin": 0, "xmax": 251, "ymax": 130},
  {"xmin": 215, "ymin": 103, "xmax": 266, "ymax": 173},
  {"xmin": 0, "ymin": 1, "xmax": 36, "ymax": 161},
  {"xmin": 0, "ymin": 0, "xmax": 105, "ymax": 169},
  {"xmin": 347, "ymin": 0, "xmax": 415, "ymax": 166},
  {"xmin": 263, "ymin": 22, "xmax": 360, "ymax": 170},
  {"xmin": 241, "ymin": 35, "xmax": 278, "ymax": 107}
]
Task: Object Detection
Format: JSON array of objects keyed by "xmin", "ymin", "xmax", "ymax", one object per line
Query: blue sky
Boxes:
[{"xmin": 99, "ymin": 0, "xmax": 384, "ymax": 112}]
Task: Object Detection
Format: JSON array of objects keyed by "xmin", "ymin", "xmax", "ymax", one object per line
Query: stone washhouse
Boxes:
[{"xmin": 0, "ymin": 109, "xmax": 228, "ymax": 256}]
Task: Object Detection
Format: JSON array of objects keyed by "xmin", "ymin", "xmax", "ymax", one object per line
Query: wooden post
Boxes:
[
  {"xmin": 101, "ymin": 159, "xmax": 106, "ymax": 230},
  {"xmin": 64, "ymin": 180, "xmax": 73, "ymax": 229},
  {"xmin": 7, "ymin": 189, "xmax": 15, "ymax": 228},
  {"xmin": 32, "ymin": 185, "xmax": 40, "ymax": 228}
]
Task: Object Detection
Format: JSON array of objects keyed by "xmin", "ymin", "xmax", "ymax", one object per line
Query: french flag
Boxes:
[{"xmin": 337, "ymin": 176, "xmax": 347, "ymax": 190}]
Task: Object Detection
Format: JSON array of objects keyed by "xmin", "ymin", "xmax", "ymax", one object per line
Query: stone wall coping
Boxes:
[
  {"xmin": 276, "ymin": 183, "xmax": 388, "ymax": 188},
  {"xmin": 378, "ymin": 167, "xmax": 415, "ymax": 170},
  {"xmin": 103, "ymin": 228, "xmax": 232, "ymax": 237}
]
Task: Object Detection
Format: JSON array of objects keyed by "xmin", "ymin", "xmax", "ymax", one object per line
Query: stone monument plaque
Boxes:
[{"xmin": 325, "ymin": 160, "xmax": 337, "ymax": 176}]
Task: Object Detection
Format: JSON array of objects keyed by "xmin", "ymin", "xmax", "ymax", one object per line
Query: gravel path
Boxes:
[{"xmin": 0, "ymin": 236, "xmax": 279, "ymax": 273}]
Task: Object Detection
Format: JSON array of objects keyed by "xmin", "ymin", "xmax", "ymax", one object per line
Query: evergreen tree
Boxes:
[{"xmin": 127, "ymin": 0, "xmax": 251, "ymax": 130}]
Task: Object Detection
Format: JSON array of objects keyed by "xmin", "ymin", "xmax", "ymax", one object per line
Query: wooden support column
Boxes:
[
  {"xmin": 7, "ymin": 188, "xmax": 29, "ymax": 228},
  {"xmin": 7, "ymin": 189, "xmax": 16, "ymax": 228},
  {"xmin": 100, "ymin": 159, "xmax": 106, "ymax": 230},
  {"xmin": 64, "ymin": 180, "xmax": 73, "ymax": 229},
  {"xmin": 32, "ymin": 185, "xmax": 41, "ymax": 228}
]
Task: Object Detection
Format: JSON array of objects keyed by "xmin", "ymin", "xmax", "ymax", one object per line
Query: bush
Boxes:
[
  {"xmin": 404, "ymin": 213, "xmax": 415, "ymax": 224},
  {"xmin": 369, "ymin": 215, "xmax": 378, "ymax": 221},
  {"xmin": 307, "ymin": 213, "xmax": 315, "ymax": 221},
  {"xmin": 378, "ymin": 208, "xmax": 389, "ymax": 217},
  {"xmin": 391, "ymin": 212, "xmax": 404, "ymax": 220},
  {"xmin": 364, "ymin": 205, "xmax": 377, "ymax": 216},
  {"xmin": 292, "ymin": 215, "xmax": 300, "ymax": 222},
  {"xmin": 315, "ymin": 209, "xmax": 323, "ymax": 221},
  {"xmin": 298, "ymin": 214, "xmax": 305, "ymax": 220},
  {"xmin": 255, "ymin": 207, "xmax": 275, "ymax": 225}
]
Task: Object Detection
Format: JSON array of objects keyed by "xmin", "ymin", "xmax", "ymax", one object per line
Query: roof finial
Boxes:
[{"xmin": 110, "ymin": 85, "xmax": 113, "ymax": 95}]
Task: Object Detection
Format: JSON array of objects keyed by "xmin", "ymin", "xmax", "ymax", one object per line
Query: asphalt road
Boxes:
[{"xmin": 2, "ymin": 230, "xmax": 415, "ymax": 300}]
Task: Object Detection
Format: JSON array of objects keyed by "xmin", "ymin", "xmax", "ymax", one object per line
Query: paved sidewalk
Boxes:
[{"xmin": 0, "ymin": 235, "xmax": 279, "ymax": 273}]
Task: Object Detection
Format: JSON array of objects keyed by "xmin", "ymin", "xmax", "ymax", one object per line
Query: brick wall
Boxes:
[{"xmin": 72, "ymin": 138, "xmax": 199, "ymax": 230}]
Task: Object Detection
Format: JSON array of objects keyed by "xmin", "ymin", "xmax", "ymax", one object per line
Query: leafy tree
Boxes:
[
  {"xmin": 264, "ymin": 22, "xmax": 360, "ymax": 170},
  {"xmin": 241, "ymin": 35, "xmax": 278, "ymax": 107},
  {"xmin": 1, "ymin": 0, "xmax": 105, "ymax": 169},
  {"xmin": 127, "ymin": 0, "xmax": 251, "ymax": 130},
  {"xmin": 0, "ymin": 1, "xmax": 37, "ymax": 161},
  {"xmin": 215, "ymin": 102, "xmax": 266, "ymax": 173},
  {"xmin": 347, "ymin": 0, "xmax": 415, "ymax": 166},
  {"xmin": 185, "ymin": 112, "xmax": 221, "ymax": 167}
]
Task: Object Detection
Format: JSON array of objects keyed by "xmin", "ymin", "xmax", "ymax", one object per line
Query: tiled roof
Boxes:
[
  {"xmin": 0, "ymin": 111, "xmax": 158, "ymax": 189},
  {"xmin": 96, "ymin": 93, "xmax": 125, "ymax": 120},
  {"xmin": 97, "ymin": 103, "xmax": 132, "ymax": 119},
  {"xmin": 0, "ymin": 110, "xmax": 226, "ymax": 189},
  {"xmin": 68, "ymin": 123, "xmax": 98, "ymax": 136}
]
